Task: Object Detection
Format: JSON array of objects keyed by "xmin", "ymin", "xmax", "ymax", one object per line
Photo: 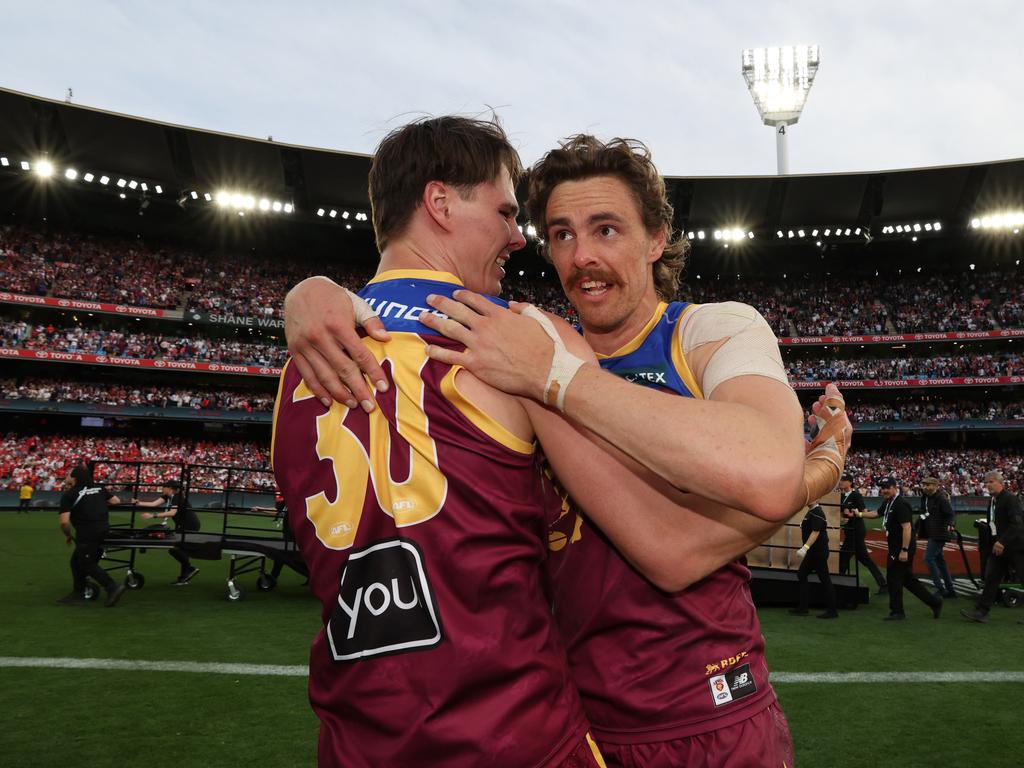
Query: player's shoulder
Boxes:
[{"xmin": 686, "ymin": 300, "xmax": 767, "ymax": 324}]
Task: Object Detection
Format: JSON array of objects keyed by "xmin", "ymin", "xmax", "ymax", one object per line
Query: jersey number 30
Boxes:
[{"xmin": 295, "ymin": 338, "xmax": 447, "ymax": 549}]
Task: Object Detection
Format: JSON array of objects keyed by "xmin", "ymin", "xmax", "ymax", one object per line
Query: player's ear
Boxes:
[
  {"xmin": 423, "ymin": 181, "xmax": 455, "ymax": 234},
  {"xmin": 646, "ymin": 225, "xmax": 668, "ymax": 265}
]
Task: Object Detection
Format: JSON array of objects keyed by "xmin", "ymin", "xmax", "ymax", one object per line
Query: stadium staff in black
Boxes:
[
  {"xmin": 789, "ymin": 500, "xmax": 839, "ymax": 619},
  {"xmin": 961, "ymin": 471, "xmax": 1024, "ymax": 624},
  {"xmin": 135, "ymin": 480, "xmax": 201, "ymax": 585},
  {"xmin": 57, "ymin": 465, "xmax": 127, "ymax": 607},
  {"xmin": 879, "ymin": 477, "xmax": 942, "ymax": 621},
  {"xmin": 919, "ymin": 476, "xmax": 956, "ymax": 598},
  {"xmin": 838, "ymin": 473, "xmax": 887, "ymax": 594}
]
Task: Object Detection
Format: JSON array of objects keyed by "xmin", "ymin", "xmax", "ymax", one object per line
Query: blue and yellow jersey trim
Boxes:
[{"xmin": 597, "ymin": 300, "xmax": 704, "ymax": 400}]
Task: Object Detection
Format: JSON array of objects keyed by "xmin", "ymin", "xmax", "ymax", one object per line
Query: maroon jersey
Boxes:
[
  {"xmin": 546, "ymin": 301, "xmax": 776, "ymax": 744},
  {"xmin": 272, "ymin": 271, "xmax": 588, "ymax": 767}
]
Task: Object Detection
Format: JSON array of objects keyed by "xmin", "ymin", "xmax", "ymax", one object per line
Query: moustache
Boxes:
[{"xmin": 565, "ymin": 268, "xmax": 619, "ymax": 288}]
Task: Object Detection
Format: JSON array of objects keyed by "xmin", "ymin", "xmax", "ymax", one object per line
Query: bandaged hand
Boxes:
[
  {"xmin": 421, "ymin": 291, "xmax": 592, "ymax": 406},
  {"xmin": 796, "ymin": 545, "xmax": 809, "ymax": 559},
  {"xmin": 802, "ymin": 383, "xmax": 853, "ymax": 507}
]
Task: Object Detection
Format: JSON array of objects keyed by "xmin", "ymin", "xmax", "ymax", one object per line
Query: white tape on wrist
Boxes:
[
  {"xmin": 520, "ymin": 305, "xmax": 586, "ymax": 412},
  {"xmin": 345, "ymin": 288, "xmax": 379, "ymax": 325}
]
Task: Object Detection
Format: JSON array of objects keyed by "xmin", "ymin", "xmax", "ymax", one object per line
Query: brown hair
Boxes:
[
  {"xmin": 526, "ymin": 135, "xmax": 688, "ymax": 301},
  {"xmin": 368, "ymin": 115, "xmax": 523, "ymax": 252}
]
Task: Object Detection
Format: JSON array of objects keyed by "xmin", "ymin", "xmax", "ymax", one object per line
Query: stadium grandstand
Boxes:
[{"xmin": 3, "ymin": 86, "xmax": 1024, "ymax": 512}]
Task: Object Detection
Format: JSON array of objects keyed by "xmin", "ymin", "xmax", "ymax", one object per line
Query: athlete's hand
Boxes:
[
  {"xmin": 801, "ymin": 383, "xmax": 853, "ymax": 505},
  {"xmin": 284, "ymin": 276, "xmax": 391, "ymax": 411},
  {"xmin": 993, "ymin": 541, "xmax": 1005, "ymax": 556},
  {"xmin": 419, "ymin": 290, "xmax": 556, "ymax": 401}
]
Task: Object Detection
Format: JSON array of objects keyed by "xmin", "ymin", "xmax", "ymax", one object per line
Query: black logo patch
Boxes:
[
  {"xmin": 708, "ymin": 663, "xmax": 758, "ymax": 707},
  {"xmin": 327, "ymin": 538, "xmax": 443, "ymax": 662}
]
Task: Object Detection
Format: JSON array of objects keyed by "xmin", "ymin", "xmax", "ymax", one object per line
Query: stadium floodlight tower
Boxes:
[{"xmin": 742, "ymin": 45, "xmax": 820, "ymax": 175}]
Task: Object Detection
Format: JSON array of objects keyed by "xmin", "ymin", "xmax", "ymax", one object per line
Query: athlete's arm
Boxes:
[
  {"xmin": 284, "ymin": 276, "xmax": 391, "ymax": 409},
  {"xmin": 420, "ymin": 292, "xmax": 814, "ymax": 522}
]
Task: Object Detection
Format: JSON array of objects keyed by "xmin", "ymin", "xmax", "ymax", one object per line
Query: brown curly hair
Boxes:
[{"xmin": 525, "ymin": 135, "xmax": 688, "ymax": 301}]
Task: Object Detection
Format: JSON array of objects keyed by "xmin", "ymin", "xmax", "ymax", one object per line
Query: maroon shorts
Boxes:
[
  {"xmin": 596, "ymin": 703, "xmax": 794, "ymax": 768},
  {"xmin": 556, "ymin": 733, "xmax": 608, "ymax": 767}
]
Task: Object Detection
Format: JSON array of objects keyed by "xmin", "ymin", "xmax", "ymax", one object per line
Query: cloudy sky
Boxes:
[{"xmin": 3, "ymin": 1, "xmax": 1022, "ymax": 176}]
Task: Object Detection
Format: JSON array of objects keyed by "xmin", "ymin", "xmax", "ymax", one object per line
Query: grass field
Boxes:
[{"xmin": 2, "ymin": 512, "xmax": 1022, "ymax": 768}]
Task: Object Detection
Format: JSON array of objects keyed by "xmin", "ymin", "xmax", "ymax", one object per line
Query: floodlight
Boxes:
[
  {"xmin": 741, "ymin": 45, "xmax": 820, "ymax": 174},
  {"xmin": 116, "ymin": 178, "xmax": 127, "ymax": 188},
  {"xmin": 259, "ymin": 198, "xmax": 271, "ymax": 211},
  {"xmin": 243, "ymin": 196, "xmax": 255, "ymax": 210},
  {"xmin": 283, "ymin": 203, "xmax": 293, "ymax": 213},
  {"xmin": 346, "ymin": 224, "xmax": 352, "ymax": 230},
  {"xmin": 823, "ymin": 228, "xmax": 830, "ymax": 236},
  {"xmin": 190, "ymin": 191, "xmax": 199, "ymax": 200},
  {"xmin": 526, "ymin": 224, "xmax": 537, "ymax": 237},
  {"xmin": 271, "ymin": 201, "xmax": 282, "ymax": 212},
  {"xmin": 811, "ymin": 229, "xmax": 819, "ymax": 236},
  {"xmin": 203, "ymin": 192, "xmax": 212, "ymax": 202},
  {"xmin": 20, "ymin": 160, "xmax": 30, "ymax": 171},
  {"xmin": 0, "ymin": 156, "xmax": 8, "ymax": 166},
  {"xmin": 329, "ymin": 209, "xmax": 337, "ymax": 218},
  {"xmin": 141, "ymin": 183, "xmax": 148, "ymax": 192},
  {"xmin": 119, "ymin": 193, "xmax": 126, "ymax": 199},
  {"xmin": 128, "ymin": 180, "xmax": 138, "ymax": 189},
  {"xmin": 797, "ymin": 229, "xmax": 805, "ymax": 238},
  {"xmin": 688, "ymin": 231, "xmax": 696, "ymax": 239},
  {"xmin": 697, "ymin": 231, "xmax": 706, "ymax": 240},
  {"xmin": 342, "ymin": 211, "xmax": 350, "ymax": 219},
  {"xmin": 64, "ymin": 168, "xmax": 78, "ymax": 180},
  {"xmin": 83, "ymin": 172, "xmax": 94, "ymax": 182},
  {"xmin": 216, "ymin": 191, "xmax": 231, "ymax": 206},
  {"xmin": 154, "ymin": 185, "xmax": 163, "ymax": 194},
  {"xmin": 933, "ymin": 222, "xmax": 942, "ymax": 231},
  {"xmin": 35, "ymin": 160, "xmax": 55, "ymax": 177},
  {"xmin": 316, "ymin": 208, "xmax": 325, "ymax": 217},
  {"xmin": 99, "ymin": 175, "xmax": 110, "ymax": 185}
]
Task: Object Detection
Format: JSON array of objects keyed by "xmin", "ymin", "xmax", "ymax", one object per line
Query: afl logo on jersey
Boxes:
[{"xmin": 327, "ymin": 537, "xmax": 443, "ymax": 663}]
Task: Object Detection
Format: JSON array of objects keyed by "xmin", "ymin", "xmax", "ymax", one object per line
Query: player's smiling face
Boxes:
[
  {"xmin": 451, "ymin": 165, "xmax": 526, "ymax": 296},
  {"xmin": 545, "ymin": 175, "xmax": 664, "ymax": 346}
]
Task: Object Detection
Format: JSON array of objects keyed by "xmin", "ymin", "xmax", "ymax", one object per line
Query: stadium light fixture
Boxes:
[
  {"xmin": 741, "ymin": 45, "xmax": 820, "ymax": 174},
  {"xmin": 329, "ymin": 209, "xmax": 337, "ymax": 218},
  {"xmin": 190, "ymin": 190, "xmax": 200, "ymax": 200},
  {"xmin": 128, "ymin": 179, "xmax": 138, "ymax": 190},
  {"xmin": 342, "ymin": 210, "xmax": 350, "ymax": 219},
  {"xmin": 141, "ymin": 182, "xmax": 148, "ymax": 192},
  {"xmin": 972, "ymin": 210, "xmax": 1024, "ymax": 231},
  {"xmin": 99, "ymin": 175, "xmax": 110, "ymax": 185},
  {"xmin": 83, "ymin": 172, "xmax": 94, "ymax": 182},
  {"xmin": 316, "ymin": 208, "xmax": 325, "ymax": 217},
  {"xmin": 346, "ymin": 224, "xmax": 352, "ymax": 230},
  {"xmin": 259, "ymin": 198, "xmax": 271, "ymax": 211},
  {"xmin": 116, "ymin": 178, "xmax": 127, "ymax": 188},
  {"xmin": 283, "ymin": 203, "xmax": 293, "ymax": 213},
  {"xmin": 35, "ymin": 160, "xmax": 55, "ymax": 178},
  {"xmin": 154, "ymin": 185, "xmax": 163, "ymax": 194},
  {"xmin": 271, "ymin": 201, "xmax": 282, "ymax": 212},
  {"xmin": 0, "ymin": 156, "xmax": 8, "ymax": 166},
  {"xmin": 64, "ymin": 168, "xmax": 78, "ymax": 180},
  {"xmin": 203, "ymin": 192, "xmax": 213, "ymax": 202}
]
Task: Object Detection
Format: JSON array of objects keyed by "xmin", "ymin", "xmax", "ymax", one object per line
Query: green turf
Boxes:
[{"xmin": 2, "ymin": 512, "xmax": 1023, "ymax": 767}]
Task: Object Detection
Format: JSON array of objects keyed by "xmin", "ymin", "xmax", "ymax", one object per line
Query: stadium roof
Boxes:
[{"xmin": 2, "ymin": 85, "xmax": 1024, "ymax": 235}]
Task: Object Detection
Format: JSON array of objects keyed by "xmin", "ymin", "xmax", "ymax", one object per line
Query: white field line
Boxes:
[{"xmin": 1, "ymin": 657, "xmax": 1021, "ymax": 684}]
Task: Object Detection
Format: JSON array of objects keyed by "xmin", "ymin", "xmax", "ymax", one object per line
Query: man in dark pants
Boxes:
[
  {"xmin": 961, "ymin": 471, "xmax": 1024, "ymax": 624},
  {"xmin": 789, "ymin": 500, "xmax": 838, "ymax": 618},
  {"xmin": 879, "ymin": 476, "xmax": 942, "ymax": 621},
  {"xmin": 57, "ymin": 465, "xmax": 127, "ymax": 607},
  {"xmin": 919, "ymin": 477, "xmax": 956, "ymax": 598},
  {"xmin": 838, "ymin": 473, "xmax": 887, "ymax": 594},
  {"xmin": 135, "ymin": 480, "xmax": 201, "ymax": 585}
]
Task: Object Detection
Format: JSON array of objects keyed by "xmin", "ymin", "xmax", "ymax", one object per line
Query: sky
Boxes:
[{"xmin": 3, "ymin": 0, "xmax": 1022, "ymax": 177}]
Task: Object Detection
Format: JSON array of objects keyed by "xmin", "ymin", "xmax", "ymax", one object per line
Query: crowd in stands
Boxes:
[
  {"xmin": 849, "ymin": 399, "xmax": 1024, "ymax": 423},
  {"xmin": 6, "ymin": 225, "xmax": 1024, "ymax": 338},
  {"xmin": 0, "ymin": 433, "xmax": 272, "ymax": 492},
  {"xmin": 788, "ymin": 352, "xmax": 1024, "ymax": 381},
  {"xmin": 3, "ymin": 431, "xmax": 1020, "ymax": 500},
  {"xmin": 8, "ymin": 318, "xmax": 1024, "ymax": 381},
  {"xmin": 846, "ymin": 448, "xmax": 1024, "ymax": 496},
  {"xmin": 1, "ymin": 320, "xmax": 287, "ymax": 367},
  {"xmin": 0, "ymin": 378, "xmax": 274, "ymax": 412}
]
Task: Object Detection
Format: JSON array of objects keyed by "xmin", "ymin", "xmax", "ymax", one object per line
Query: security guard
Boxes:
[
  {"xmin": 789, "ymin": 500, "xmax": 839, "ymax": 618},
  {"xmin": 838, "ymin": 473, "xmax": 887, "ymax": 594},
  {"xmin": 961, "ymin": 471, "xmax": 1024, "ymax": 624},
  {"xmin": 136, "ymin": 480, "xmax": 201, "ymax": 585},
  {"xmin": 57, "ymin": 465, "xmax": 127, "ymax": 607},
  {"xmin": 919, "ymin": 477, "xmax": 956, "ymax": 598},
  {"xmin": 879, "ymin": 476, "xmax": 942, "ymax": 621}
]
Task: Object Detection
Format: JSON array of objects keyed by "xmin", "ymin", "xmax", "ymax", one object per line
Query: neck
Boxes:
[
  {"xmin": 582, "ymin": 291, "xmax": 662, "ymax": 356},
  {"xmin": 376, "ymin": 237, "xmax": 463, "ymax": 283}
]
